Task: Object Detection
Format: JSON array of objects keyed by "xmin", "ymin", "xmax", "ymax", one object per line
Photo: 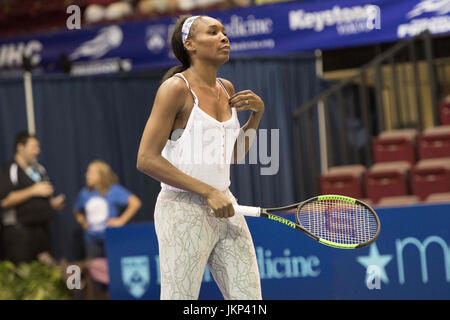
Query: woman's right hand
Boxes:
[
  {"xmin": 205, "ymin": 188, "xmax": 235, "ymax": 218},
  {"xmin": 75, "ymin": 214, "xmax": 89, "ymax": 230}
]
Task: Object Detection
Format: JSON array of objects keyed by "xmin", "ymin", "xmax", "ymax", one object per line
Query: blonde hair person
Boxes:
[
  {"xmin": 74, "ymin": 160, "xmax": 141, "ymax": 259},
  {"xmin": 86, "ymin": 160, "xmax": 119, "ymax": 195},
  {"xmin": 137, "ymin": 15, "xmax": 264, "ymax": 300}
]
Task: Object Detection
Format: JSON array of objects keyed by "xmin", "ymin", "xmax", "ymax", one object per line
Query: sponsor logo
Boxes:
[
  {"xmin": 70, "ymin": 25, "xmax": 123, "ymax": 60},
  {"xmin": 222, "ymin": 15, "xmax": 273, "ymax": 38},
  {"xmin": 121, "ymin": 256, "xmax": 150, "ymax": 299},
  {"xmin": 357, "ymin": 235, "xmax": 450, "ymax": 287},
  {"xmin": 0, "ymin": 41, "xmax": 43, "ymax": 69},
  {"xmin": 407, "ymin": 0, "xmax": 450, "ymax": 19},
  {"xmin": 396, "ymin": 235, "xmax": 450, "ymax": 284},
  {"xmin": 288, "ymin": 4, "xmax": 381, "ymax": 35},
  {"xmin": 146, "ymin": 24, "xmax": 167, "ymax": 54},
  {"xmin": 267, "ymin": 214, "xmax": 296, "ymax": 228},
  {"xmin": 398, "ymin": 0, "xmax": 450, "ymax": 38}
]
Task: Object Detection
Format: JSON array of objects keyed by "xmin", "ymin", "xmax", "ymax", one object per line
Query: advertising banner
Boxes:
[
  {"xmin": 106, "ymin": 202, "xmax": 450, "ymax": 300},
  {"xmin": 1, "ymin": 0, "xmax": 449, "ymax": 76}
]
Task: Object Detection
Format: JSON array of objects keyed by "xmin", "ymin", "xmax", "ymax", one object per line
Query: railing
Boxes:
[{"xmin": 292, "ymin": 31, "xmax": 446, "ymax": 200}]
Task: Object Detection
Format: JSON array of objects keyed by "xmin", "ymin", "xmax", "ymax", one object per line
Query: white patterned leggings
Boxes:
[{"xmin": 154, "ymin": 188, "xmax": 262, "ymax": 300}]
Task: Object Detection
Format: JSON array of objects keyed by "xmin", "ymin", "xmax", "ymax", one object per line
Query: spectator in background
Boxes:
[
  {"xmin": 253, "ymin": 0, "xmax": 292, "ymax": 5},
  {"xmin": 74, "ymin": 160, "xmax": 141, "ymax": 259},
  {"xmin": 177, "ymin": 0, "xmax": 251, "ymax": 12},
  {"xmin": 137, "ymin": 0, "xmax": 179, "ymax": 17},
  {"xmin": 0, "ymin": 132, "xmax": 66, "ymax": 264}
]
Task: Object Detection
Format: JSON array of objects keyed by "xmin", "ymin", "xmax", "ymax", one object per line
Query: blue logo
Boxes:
[{"xmin": 121, "ymin": 256, "xmax": 150, "ymax": 299}]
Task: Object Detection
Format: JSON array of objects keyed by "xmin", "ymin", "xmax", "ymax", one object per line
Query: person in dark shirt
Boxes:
[{"xmin": 0, "ymin": 132, "xmax": 65, "ymax": 264}]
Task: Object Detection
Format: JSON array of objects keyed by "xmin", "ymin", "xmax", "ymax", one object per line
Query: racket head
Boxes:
[{"xmin": 295, "ymin": 195, "xmax": 380, "ymax": 249}]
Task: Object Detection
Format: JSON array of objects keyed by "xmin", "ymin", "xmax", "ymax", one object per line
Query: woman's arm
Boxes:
[
  {"xmin": 220, "ymin": 79, "xmax": 265, "ymax": 164},
  {"xmin": 107, "ymin": 194, "xmax": 141, "ymax": 227},
  {"xmin": 74, "ymin": 210, "xmax": 88, "ymax": 229},
  {"xmin": 1, "ymin": 182, "xmax": 54, "ymax": 209},
  {"xmin": 137, "ymin": 77, "xmax": 216, "ymax": 197},
  {"xmin": 137, "ymin": 76, "xmax": 234, "ymax": 218}
]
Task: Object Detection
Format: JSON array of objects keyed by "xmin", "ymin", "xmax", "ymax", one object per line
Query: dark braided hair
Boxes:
[{"xmin": 162, "ymin": 15, "xmax": 202, "ymax": 82}]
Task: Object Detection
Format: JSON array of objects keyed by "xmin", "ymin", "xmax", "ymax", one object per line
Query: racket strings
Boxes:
[{"xmin": 296, "ymin": 199, "xmax": 378, "ymax": 245}]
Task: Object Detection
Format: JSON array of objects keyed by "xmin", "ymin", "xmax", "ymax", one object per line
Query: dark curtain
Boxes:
[
  {"xmin": 0, "ymin": 54, "xmax": 319, "ymax": 261},
  {"xmin": 0, "ymin": 77, "xmax": 28, "ymax": 165},
  {"xmin": 31, "ymin": 72, "xmax": 164, "ymax": 260}
]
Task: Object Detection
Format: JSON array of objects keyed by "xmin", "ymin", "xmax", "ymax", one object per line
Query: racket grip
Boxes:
[{"xmin": 233, "ymin": 205, "xmax": 261, "ymax": 217}]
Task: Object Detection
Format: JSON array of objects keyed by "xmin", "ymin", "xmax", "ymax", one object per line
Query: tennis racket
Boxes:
[{"xmin": 234, "ymin": 195, "xmax": 380, "ymax": 249}]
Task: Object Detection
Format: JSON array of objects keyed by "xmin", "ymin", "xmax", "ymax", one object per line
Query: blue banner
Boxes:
[
  {"xmin": 1, "ymin": 0, "xmax": 449, "ymax": 76},
  {"xmin": 106, "ymin": 203, "xmax": 450, "ymax": 300}
]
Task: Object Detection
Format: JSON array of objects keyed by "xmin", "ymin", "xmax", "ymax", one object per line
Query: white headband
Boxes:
[{"xmin": 181, "ymin": 15, "xmax": 201, "ymax": 47}]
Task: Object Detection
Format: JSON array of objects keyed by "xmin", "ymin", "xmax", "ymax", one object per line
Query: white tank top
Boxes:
[{"xmin": 161, "ymin": 73, "xmax": 241, "ymax": 192}]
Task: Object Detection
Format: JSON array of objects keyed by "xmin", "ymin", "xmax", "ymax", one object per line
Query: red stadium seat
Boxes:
[
  {"xmin": 372, "ymin": 129, "xmax": 417, "ymax": 165},
  {"xmin": 411, "ymin": 158, "xmax": 450, "ymax": 200},
  {"xmin": 320, "ymin": 165, "xmax": 366, "ymax": 199},
  {"xmin": 425, "ymin": 192, "xmax": 450, "ymax": 204},
  {"xmin": 377, "ymin": 195, "xmax": 420, "ymax": 207},
  {"xmin": 359, "ymin": 198, "xmax": 374, "ymax": 207},
  {"xmin": 365, "ymin": 161, "xmax": 411, "ymax": 203},
  {"xmin": 439, "ymin": 96, "xmax": 450, "ymax": 125},
  {"xmin": 418, "ymin": 125, "xmax": 450, "ymax": 159}
]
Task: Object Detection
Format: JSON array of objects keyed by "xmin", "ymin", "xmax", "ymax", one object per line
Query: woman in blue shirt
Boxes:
[{"xmin": 74, "ymin": 160, "xmax": 141, "ymax": 258}]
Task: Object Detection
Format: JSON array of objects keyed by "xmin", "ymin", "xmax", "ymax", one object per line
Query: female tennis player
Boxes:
[{"xmin": 137, "ymin": 15, "xmax": 264, "ymax": 300}]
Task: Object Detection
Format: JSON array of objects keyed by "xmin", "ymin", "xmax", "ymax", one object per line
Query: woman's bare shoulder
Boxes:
[
  {"xmin": 160, "ymin": 75, "xmax": 189, "ymax": 95},
  {"xmin": 218, "ymin": 78, "xmax": 235, "ymax": 96},
  {"xmin": 155, "ymin": 75, "xmax": 189, "ymax": 110}
]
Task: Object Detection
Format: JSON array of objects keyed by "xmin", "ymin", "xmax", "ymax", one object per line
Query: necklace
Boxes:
[{"xmin": 187, "ymin": 69, "xmax": 220, "ymax": 101}]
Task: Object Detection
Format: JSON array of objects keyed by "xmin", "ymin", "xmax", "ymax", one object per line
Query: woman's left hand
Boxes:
[
  {"xmin": 106, "ymin": 217, "xmax": 125, "ymax": 228},
  {"xmin": 229, "ymin": 90, "xmax": 264, "ymax": 115}
]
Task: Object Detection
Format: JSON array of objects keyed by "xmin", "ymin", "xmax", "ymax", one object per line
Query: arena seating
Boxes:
[
  {"xmin": 425, "ymin": 192, "xmax": 450, "ymax": 203},
  {"xmin": 411, "ymin": 157, "xmax": 450, "ymax": 200},
  {"xmin": 320, "ymin": 125, "xmax": 450, "ymax": 206},
  {"xmin": 418, "ymin": 125, "xmax": 450, "ymax": 159},
  {"xmin": 319, "ymin": 165, "xmax": 366, "ymax": 199},
  {"xmin": 439, "ymin": 96, "xmax": 450, "ymax": 125},
  {"xmin": 364, "ymin": 161, "xmax": 411, "ymax": 203},
  {"xmin": 377, "ymin": 195, "xmax": 420, "ymax": 207},
  {"xmin": 372, "ymin": 129, "xmax": 417, "ymax": 165}
]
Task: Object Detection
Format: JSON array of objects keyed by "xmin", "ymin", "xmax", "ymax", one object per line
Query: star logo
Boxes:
[{"xmin": 356, "ymin": 243, "xmax": 393, "ymax": 284}]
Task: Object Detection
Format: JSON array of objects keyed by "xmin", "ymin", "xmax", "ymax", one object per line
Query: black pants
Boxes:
[{"xmin": 1, "ymin": 223, "xmax": 51, "ymax": 264}]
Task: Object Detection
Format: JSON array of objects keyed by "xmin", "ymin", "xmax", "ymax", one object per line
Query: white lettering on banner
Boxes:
[
  {"xmin": 152, "ymin": 246, "xmax": 320, "ymax": 285},
  {"xmin": 230, "ymin": 39, "xmax": 275, "ymax": 51},
  {"xmin": 396, "ymin": 236, "xmax": 450, "ymax": 284},
  {"xmin": 256, "ymin": 247, "xmax": 320, "ymax": 279},
  {"xmin": 70, "ymin": 58, "xmax": 132, "ymax": 75},
  {"xmin": 407, "ymin": 0, "xmax": 450, "ymax": 19},
  {"xmin": 0, "ymin": 41, "xmax": 42, "ymax": 69},
  {"xmin": 398, "ymin": 0, "xmax": 450, "ymax": 38},
  {"xmin": 397, "ymin": 16, "xmax": 450, "ymax": 38},
  {"xmin": 222, "ymin": 15, "xmax": 273, "ymax": 38},
  {"xmin": 288, "ymin": 5, "xmax": 381, "ymax": 33}
]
